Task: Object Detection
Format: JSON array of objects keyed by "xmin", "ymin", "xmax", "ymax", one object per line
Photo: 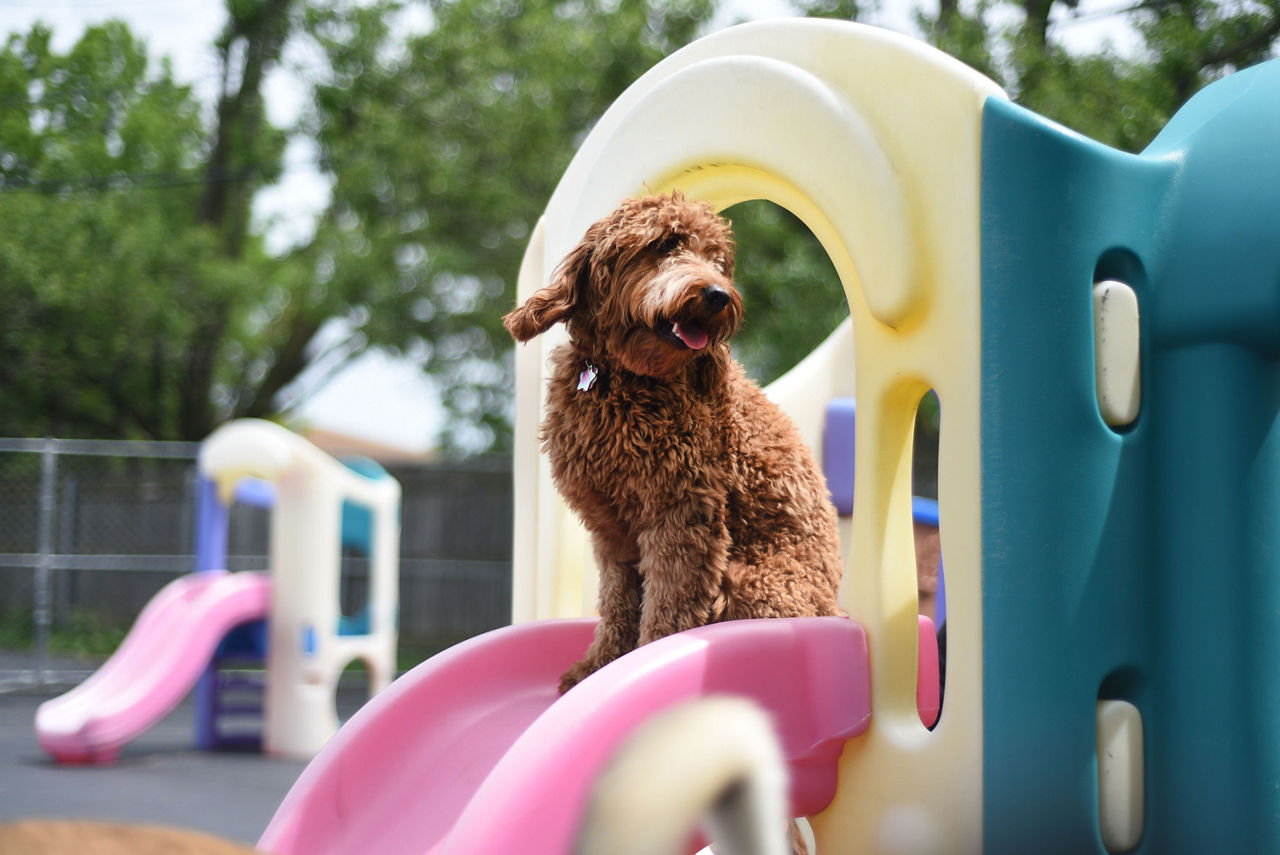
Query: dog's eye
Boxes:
[{"xmin": 651, "ymin": 234, "xmax": 682, "ymax": 255}]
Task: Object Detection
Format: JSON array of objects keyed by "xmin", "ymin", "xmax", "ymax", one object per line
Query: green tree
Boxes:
[
  {"xmin": 724, "ymin": 201, "xmax": 846, "ymax": 387},
  {"xmin": 299, "ymin": 0, "xmax": 716, "ymax": 451},
  {"xmin": 1, "ymin": 22, "xmax": 225, "ymax": 439},
  {"xmin": 0, "ymin": 12, "xmax": 297, "ymax": 440},
  {"xmin": 0, "ymin": 0, "xmax": 723, "ymax": 451},
  {"xmin": 913, "ymin": 0, "xmax": 1280, "ymax": 152},
  {"xmin": 7, "ymin": 0, "xmax": 1273, "ymax": 454}
]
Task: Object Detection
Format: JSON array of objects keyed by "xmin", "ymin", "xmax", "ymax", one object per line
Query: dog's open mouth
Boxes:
[{"xmin": 660, "ymin": 319, "xmax": 709, "ymax": 350}]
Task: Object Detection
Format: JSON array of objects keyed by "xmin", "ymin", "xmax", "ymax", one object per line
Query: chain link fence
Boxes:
[{"xmin": 0, "ymin": 438, "xmax": 512, "ymax": 684}]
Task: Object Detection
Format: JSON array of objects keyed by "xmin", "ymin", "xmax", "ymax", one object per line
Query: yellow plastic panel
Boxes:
[
  {"xmin": 509, "ymin": 217, "xmax": 544, "ymax": 623},
  {"xmin": 765, "ymin": 319, "xmax": 858, "ymax": 576},
  {"xmin": 510, "ymin": 20, "xmax": 1005, "ymax": 852}
]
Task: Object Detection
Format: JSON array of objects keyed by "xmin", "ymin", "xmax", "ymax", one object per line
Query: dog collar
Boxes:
[{"xmin": 577, "ymin": 362, "xmax": 598, "ymax": 392}]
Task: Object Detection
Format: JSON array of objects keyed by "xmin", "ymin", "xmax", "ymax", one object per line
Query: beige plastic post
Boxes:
[{"xmin": 510, "ymin": 20, "xmax": 1004, "ymax": 852}]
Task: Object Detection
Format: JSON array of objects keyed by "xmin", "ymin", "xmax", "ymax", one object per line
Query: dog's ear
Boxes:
[{"xmin": 503, "ymin": 237, "xmax": 593, "ymax": 342}]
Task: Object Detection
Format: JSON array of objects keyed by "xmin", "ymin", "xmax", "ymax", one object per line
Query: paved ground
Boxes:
[{"xmin": 0, "ymin": 660, "xmax": 367, "ymax": 847}]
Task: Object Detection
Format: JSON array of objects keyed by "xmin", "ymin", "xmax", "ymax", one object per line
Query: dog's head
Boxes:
[{"xmin": 504, "ymin": 192, "xmax": 743, "ymax": 379}]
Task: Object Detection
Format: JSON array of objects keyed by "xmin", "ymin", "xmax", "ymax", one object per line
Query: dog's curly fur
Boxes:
[{"xmin": 506, "ymin": 192, "xmax": 843, "ymax": 694}]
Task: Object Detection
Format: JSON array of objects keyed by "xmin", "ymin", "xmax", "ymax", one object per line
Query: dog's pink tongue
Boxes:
[{"xmin": 672, "ymin": 321, "xmax": 708, "ymax": 350}]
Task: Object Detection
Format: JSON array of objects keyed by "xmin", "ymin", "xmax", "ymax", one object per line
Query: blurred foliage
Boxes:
[
  {"xmin": 725, "ymin": 201, "xmax": 847, "ymax": 386},
  {"xmin": 909, "ymin": 0, "xmax": 1280, "ymax": 152},
  {"xmin": 0, "ymin": 604, "xmax": 128, "ymax": 657},
  {"xmin": 0, "ymin": 0, "xmax": 719, "ymax": 452},
  {"xmin": 1, "ymin": 0, "xmax": 1276, "ymax": 453},
  {"xmin": 0, "ymin": 11, "xmax": 301, "ymax": 440},
  {"xmin": 299, "ymin": 0, "xmax": 716, "ymax": 450}
]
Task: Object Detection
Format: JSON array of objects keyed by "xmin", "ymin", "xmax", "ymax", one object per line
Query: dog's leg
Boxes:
[
  {"xmin": 721, "ymin": 551, "xmax": 843, "ymax": 623},
  {"xmin": 635, "ymin": 508, "xmax": 732, "ymax": 645},
  {"xmin": 559, "ymin": 538, "xmax": 642, "ymax": 693}
]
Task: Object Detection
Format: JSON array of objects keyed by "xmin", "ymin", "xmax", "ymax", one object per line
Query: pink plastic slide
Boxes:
[
  {"xmin": 260, "ymin": 616, "xmax": 872, "ymax": 855},
  {"xmin": 917, "ymin": 614, "xmax": 941, "ymax": 729},
  {"xmin": 35, "ymin": 570, "xmax": 271, "ymax": 765}
]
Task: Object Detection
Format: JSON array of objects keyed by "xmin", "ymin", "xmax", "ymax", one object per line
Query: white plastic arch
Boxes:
[{"xmin": 511, "ymin": 19, "xmax": 1005, "ymax": 853}]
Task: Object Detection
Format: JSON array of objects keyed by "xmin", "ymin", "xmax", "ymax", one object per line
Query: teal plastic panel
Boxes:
[{"xmin": 979, "ymin": 58, "xmax": 1280, "ymax": 853}]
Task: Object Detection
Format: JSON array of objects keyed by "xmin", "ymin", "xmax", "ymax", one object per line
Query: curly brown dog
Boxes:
[{"xmin": 505, "ymin": 192, "xmax": 843, "ymax": 694}]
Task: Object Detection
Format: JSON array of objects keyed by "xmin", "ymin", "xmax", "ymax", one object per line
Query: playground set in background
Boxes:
[
  {"xmin": 29, "ymin": 18, "xmax": 1280, "ymax": 855},
  {"xmin": 35, "ymin": 420, "xmax": 401, "ymax": 762}
]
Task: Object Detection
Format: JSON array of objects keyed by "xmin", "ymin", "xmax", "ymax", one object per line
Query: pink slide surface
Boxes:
[
  {"xmin": 260, "ymin": 616, "xmax": 871, "ymax": 855},
  {"xmin": 35, "ymin": 570, "xmax": 271, "ymax": 765}
]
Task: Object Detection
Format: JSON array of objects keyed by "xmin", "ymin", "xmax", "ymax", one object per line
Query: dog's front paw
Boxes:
[{"xmin": 557, "ymin": 659, "xmax": 599, "ymax": 694}]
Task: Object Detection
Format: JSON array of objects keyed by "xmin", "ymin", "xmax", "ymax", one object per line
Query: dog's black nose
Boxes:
[{"xmin": 701, "ymin": 285, "xmax": 730, "ymax": 313}]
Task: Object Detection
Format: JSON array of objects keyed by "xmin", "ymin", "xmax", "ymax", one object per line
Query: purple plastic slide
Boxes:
[
  {"xmin": 35, "ymin": 570, "xmax": 271, "ymax": 765},
  {"xmin": 259, "ymin": 616, "xmax": 871, "ymax": 855}
]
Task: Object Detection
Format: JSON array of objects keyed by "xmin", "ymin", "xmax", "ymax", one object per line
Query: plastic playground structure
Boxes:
[
  {"xmin": 34, "ymin": 17, "xmax": 1280, "ymax": 855},
  {"xmin": 252, "ymin": 19, "xmax": 1280, "ymax": 855},
  {"xmin": 35, "ymin": 420, "xmax": 401, "ymax": 762}
]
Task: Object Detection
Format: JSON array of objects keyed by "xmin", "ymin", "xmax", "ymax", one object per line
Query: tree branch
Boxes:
[
  {"xmin": 199, "ymin": 0, "xmax": 294, "ymax": 253},
  {"xmin": 1200, "ymin": 12, "xmax": 1280, "ymax": 67},
  {"xmin": 237, "ymin": 308, "xmax": 325, "ymax": 418}
]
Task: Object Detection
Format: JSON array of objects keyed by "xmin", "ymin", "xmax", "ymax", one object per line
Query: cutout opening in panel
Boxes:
[
  {"xmin": 337, "ymin": 456, "xmax": 388, "ymax": 638},
  {"xmin": 913, "ymin": 390, "xmax": 944, "ymax": 729},
  {"xmin": 721, "ymin": 199, "xmax": 849, "ymax": 386},
  {"xmin": 913, "ymin": 390, "xmax": 941, "ymax": 620},
  {"xmin": 338, "ymin": 497, "xmax": 373, "ymax": 636},
  {"xmin": 336, "ymin": 657, "xmax": 375, "ymax": 724}
]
